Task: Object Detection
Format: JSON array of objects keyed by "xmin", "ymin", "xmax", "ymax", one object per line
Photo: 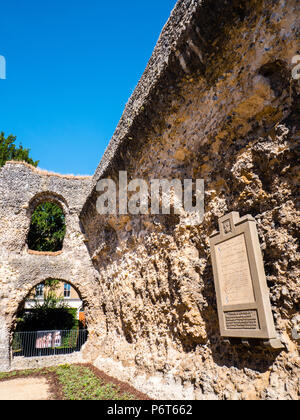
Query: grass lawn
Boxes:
[{"xmin": 0, "ymin": 364, "xmax": 150, "ymax": 400}]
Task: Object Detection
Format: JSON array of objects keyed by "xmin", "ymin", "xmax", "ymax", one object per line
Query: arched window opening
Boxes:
[
  {"xmin": 27, "ymin": 202, "xmax": 66, "ymax": 252},
  {"xmin": 12, "ymin": 280, "xmax": 88, "ymax": 358}
]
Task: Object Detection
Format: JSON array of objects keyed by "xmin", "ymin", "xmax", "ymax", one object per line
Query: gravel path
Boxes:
[{"xmin": 0, "ymin": 377, "xmax": 52, "ymax": 400}]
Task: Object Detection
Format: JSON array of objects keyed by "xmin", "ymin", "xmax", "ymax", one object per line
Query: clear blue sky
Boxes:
[{"xmin": 0, "ymin": 0, "xmax": 177, "ymax": 175}]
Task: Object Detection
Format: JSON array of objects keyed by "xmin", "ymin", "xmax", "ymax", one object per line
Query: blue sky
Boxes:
[{"xmin": 0, "ymin": 0, "xmax": 177, "ymax": 175}]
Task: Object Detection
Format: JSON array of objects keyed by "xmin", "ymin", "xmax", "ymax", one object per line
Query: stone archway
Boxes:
[
  {"xmin": 13, "ymin": 278, "xmax": 88, "ymax": 328},
  {"xmin": 0, "ymin": 318, "xmax": 10, "ymax": 372},
  {"xmin": 26, "ymin": 192, "xmax": 69, "ymax": 254},
  {"xmin": 0, "ymin": 162, "xmax": 101, "ymax": 371}
]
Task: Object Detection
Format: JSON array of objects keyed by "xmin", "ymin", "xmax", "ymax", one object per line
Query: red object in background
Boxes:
[{"xmin": 79, "ymin": 312, "xmax": 85, "ymax": 327}]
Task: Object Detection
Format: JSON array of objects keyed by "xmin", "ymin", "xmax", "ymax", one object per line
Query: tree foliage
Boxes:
[
  {"xmin": 27, "ymin": 202, "xmax": 66, "ymax": 252},
  {"xmin": 16, "ymin": 307, "xmax": 78, "ymax": 332},
  {"xmin": 0, "ymin": 132, "xmax": 39, "ymax": 167}
]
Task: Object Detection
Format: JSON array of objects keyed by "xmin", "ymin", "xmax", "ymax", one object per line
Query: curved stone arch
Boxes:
[{"xmin": 1, "ymin": 246, "xmax": 103, "ymax": 370}]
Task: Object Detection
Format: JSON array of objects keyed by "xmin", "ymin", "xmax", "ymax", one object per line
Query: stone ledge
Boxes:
[
  {"xmin": 3, "ymin": 161, "xmax": 92, "ymax": 180},
  {"xmin": 27, "ymin": 250, "xmax": 64, "ymax": 257}
]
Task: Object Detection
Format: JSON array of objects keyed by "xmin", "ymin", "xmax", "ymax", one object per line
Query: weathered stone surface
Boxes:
[{"xmin": 11, "ymin": 352, "xmax": 85, "ymax": 372}]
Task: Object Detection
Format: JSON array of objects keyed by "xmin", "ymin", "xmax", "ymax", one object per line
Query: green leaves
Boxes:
[
  {"xmin": 0, "ymin": 131, "xmax": 39, "ymax": 167},
  {"xmin": 27, "ymin": 202, "xmax": 66, "ymax": 252}
]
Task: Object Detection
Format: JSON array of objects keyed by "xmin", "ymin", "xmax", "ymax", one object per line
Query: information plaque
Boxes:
[{"xmin": 209, "ymin": 212, "xmax": 283, "ymax": 349}]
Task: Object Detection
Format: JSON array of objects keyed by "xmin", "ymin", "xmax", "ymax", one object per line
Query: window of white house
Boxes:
[
  {"xmin": 64, "ymin": 283, "xmax": 71, "ymax": 298},
  {"xmin": 36, "ymin": 284, "xmax": 44, "ymax": 298}
]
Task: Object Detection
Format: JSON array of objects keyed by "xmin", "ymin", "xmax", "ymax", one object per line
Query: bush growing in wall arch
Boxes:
[
  {"xmin": 16, "ymin": 307, "xmax": 78, "ymax": 332},
  {"xmin": 27, "ymin": 202, "xmax": 66, "ymax": 252}
]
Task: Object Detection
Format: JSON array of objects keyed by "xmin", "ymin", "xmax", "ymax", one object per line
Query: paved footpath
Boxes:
[{"xmin": 0, "ymin": 377, "xmax": 52, "ymax": 400}]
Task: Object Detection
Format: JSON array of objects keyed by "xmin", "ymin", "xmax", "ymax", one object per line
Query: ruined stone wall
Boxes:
[
  {"xmin": 0, "ymin": 0, "xmax": 299, "ymax": 401},
  {"xmin": 11, "ymin": 352, "xmax": 85, "ymax": 372},
  {"xmin": 81, "ymin": 0, "xmax": 300, "ymax": 400},
  {"xmin": 0, "ymin": 162, "xmax": 102, "ymax": 371}
]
